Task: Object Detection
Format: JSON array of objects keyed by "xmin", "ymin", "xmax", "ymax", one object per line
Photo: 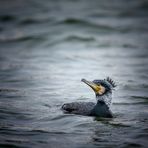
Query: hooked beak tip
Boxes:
[{"xmin": 81, "ymin": 78, "xmax": 86, "ymax": 82}]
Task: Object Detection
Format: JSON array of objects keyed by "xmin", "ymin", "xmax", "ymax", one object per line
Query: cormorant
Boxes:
[{"xmin": 62, "ymin": 77, "xmax": 116, "ymax": 118}]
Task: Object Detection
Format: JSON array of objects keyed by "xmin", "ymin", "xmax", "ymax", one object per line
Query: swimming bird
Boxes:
[{"xmin": 62, "ymin": 77, "xmax": 116, "ymax": 118}]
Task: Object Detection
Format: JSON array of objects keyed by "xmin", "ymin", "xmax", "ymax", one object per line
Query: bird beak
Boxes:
[{"xmin": 81, "ymin": 78, "xmax": 102, "ymax": 94}]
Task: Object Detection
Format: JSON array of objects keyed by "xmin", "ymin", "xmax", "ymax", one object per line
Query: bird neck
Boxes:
[{"xmin": 96, "ymin": 91, "xmax": 112, "ymax": 107}]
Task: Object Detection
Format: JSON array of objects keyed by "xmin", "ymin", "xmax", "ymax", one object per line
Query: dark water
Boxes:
[{"xmin": 0, "ymin": 0, "xmax": 148, "ymax": 147}]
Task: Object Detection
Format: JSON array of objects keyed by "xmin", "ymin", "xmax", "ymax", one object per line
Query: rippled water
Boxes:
[{"xmin": 0, "ymin": 0, "xmax": 148, "ymax": 147}]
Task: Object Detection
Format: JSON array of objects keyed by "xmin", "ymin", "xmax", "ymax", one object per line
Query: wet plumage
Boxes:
[
  {"xmin": 62, "ymin": 102, "xmax": 95, "ymax": 115},
  {"xmin": 62, "ymin": 77, "xmax": 116, "ymax": 118}
]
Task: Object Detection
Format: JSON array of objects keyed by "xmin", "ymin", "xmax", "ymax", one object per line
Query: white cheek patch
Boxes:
[{"xmin": 98, "ymin": 86, "xmax": 106, "ymax": 95}]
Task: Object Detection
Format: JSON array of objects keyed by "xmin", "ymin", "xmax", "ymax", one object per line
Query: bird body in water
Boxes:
[{"xmin": 62, "ymin": 77, "xmax": 116, "ymax": 118}]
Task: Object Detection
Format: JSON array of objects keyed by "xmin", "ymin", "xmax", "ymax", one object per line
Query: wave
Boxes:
[
  {"xmin": 64, "ymin": 35, "xmax": 95, "ymax": 42},
  {"xmin": 0, "ymin": 88, "xmax": 18, "ymax": 92},
  {"xmin": 18, "ymin": 17, "xmax": 52, "ymax": 26},
  {"xmin": 0, "ymin": 15, "xmax": 16, "ymax": 22},
  {"xmin": 57, "ymin": 18, "xmax": 116, "ymax": 31},
  {"xmin": 0, "ymin": 143, "xmax": 24, "ymax": 148},
  {"xmin": 130, "ymin": 95, "xmax": 148, "ymax": 100},
  {"xmin": 19, "ymin": 19, "xmax": 42, "ymax": 26},
  {"xmin": 0, "ymin": 35, "xmax": 45, "ymax": 43}
]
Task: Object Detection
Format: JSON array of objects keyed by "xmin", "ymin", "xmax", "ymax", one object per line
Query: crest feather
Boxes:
[{"xmin": 106, "ymin": 77, "xmax": 117, "ymax": 88}]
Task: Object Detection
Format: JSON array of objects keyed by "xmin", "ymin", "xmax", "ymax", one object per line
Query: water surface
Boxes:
[{"xmin": 0, "ymin": 0, "xmax": 148, "ymax": 147}]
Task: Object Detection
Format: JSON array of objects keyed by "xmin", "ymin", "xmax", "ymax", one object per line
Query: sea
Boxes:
[{"xmin": 0, "ymin": 0, "xmax": 148, "ymax": 147}]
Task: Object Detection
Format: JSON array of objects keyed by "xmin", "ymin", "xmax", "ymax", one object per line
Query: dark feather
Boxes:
[{"xmin": 106, "ymin": 77, "xmax": 117, "ymax": 88}]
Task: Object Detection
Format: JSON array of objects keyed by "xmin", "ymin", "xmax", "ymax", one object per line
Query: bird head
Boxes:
[{"xmin": 81, "ymin": 77, "xmax": 116, "ymax": 96}]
